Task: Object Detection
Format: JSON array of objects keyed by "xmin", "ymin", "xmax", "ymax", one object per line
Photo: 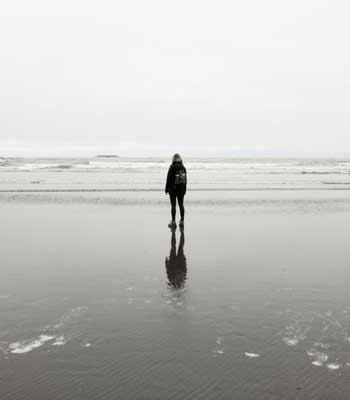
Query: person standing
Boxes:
[{"xmin": 165, "ymin": 154, "xmax": 187, "ymax": 228}]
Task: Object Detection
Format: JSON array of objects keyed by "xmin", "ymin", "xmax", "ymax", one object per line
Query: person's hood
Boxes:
[{"xmin": 172, "ymin": 153, "xmax": 182, "ymax": 163}]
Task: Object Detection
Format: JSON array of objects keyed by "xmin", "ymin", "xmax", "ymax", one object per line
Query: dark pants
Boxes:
[{"xmin": 169, "ymin": 191, "xmax": 185, "ymax": 221}]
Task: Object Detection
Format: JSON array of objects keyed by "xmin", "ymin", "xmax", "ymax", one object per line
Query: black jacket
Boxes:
[{"xmin": 165, "ymin": 162, "xmax": 187, "ymax": 194}]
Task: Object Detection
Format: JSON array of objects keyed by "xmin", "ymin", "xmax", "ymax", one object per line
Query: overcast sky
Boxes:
[{"xmin": 1, "ymin": 0, "xmax": 349, "ymax": 156}]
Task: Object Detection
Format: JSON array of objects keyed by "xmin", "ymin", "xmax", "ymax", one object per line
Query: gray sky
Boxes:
[{"xmin": 1, "ymin": 0, "xmax": 349, "ymax": 156}]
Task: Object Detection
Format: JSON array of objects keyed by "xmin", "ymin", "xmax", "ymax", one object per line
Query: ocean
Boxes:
[{"xmin": 1, "ymin": 157, "xmax": 350, "ymax": 192}]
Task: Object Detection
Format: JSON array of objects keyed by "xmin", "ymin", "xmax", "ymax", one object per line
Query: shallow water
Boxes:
[{"xmin": 1, "ymin": 193, "xmax": 350, "ymax": 399}]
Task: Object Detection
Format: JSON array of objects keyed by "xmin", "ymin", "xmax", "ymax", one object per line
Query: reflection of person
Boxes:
[
  {"xmin": 165, "ymin": 229, "xmax": 187, "ymax": 289},
  {"xmin": 165, "ymin": 154, "xmax": 187, "ymax": 229}
]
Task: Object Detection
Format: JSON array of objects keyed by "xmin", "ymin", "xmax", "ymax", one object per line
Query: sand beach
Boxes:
[{"xmin": 1, "ymin": 158, "xmax": 350, "ymax": 399}]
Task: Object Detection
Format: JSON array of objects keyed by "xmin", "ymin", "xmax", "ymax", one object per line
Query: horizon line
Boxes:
[{"xmin": 2, "ymin": 153, "xmax": 350, "ymax": 159}]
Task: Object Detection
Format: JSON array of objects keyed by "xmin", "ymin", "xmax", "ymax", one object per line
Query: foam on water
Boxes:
[
  {"xmin": 212, "ymin": 337, "xmax": 224, "ymax": 356},
  {"xmin": 307, "ymin": 350, "xmax": 329, "ymax": 367},
  {"xmin": 245, "ymin": 352, "xmax": 260, "ymax": 358},
  {"xmin": 312, "ymin": 361, "xmax": 324, "ymax": 367},
  {"xmin": 9, "ymin": 335, "xmax": 55, "ymax": 354},
  {"xmin": 6, "ymin": 307, "xmax": 88, "ymax": 355},
  {"xmin": 52, "ymin": 336, "xmax": 66, "ymax": 346},
  {"xmin": 216, "ymin": 337, "xmax": 223, "ymax": 345},
  {"xmin": 283, "ymin": 337, "xmax": 299, "ymax": 346},
  {"xmin": 43, "ymin": 306, "xmax": 88, "ymax": 331},
  {"xmin": 327, "ymin": 363, "xmax": 341, "ymax": 370}
]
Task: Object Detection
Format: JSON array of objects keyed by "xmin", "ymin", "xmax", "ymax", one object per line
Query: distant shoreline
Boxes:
[{"xmin": 96, "ymin": 155, "xmax": 120, "ymax": 158}]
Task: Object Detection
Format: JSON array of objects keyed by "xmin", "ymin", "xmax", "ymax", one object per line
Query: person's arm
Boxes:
[
  {"xmin": 184, "ymin": 166, "xmax": 187, "ymax": 195},
  {"xmin": 165, "ymin": 165, "xmax": 172, "ymax": 194}
]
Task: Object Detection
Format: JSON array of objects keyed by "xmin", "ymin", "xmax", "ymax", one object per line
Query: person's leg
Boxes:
[
  {"xmin": 178, "ymin": 229, "xmax": 185, "ymax": 256},
  {"xmin": 169, "ymin": 193, "xmax": 176, "ymax": 221},
  {"xmin": 177, "ymin": 192, "xmax": 185, "ymax": 221},
  {"xmin": 171, "ymin": 229, "xmax": 176, "ymax": 257}
]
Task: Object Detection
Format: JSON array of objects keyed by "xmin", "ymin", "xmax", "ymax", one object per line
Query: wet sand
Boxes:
[{"xmin": 1, "ymin": 194, "xmax": 350, "ymax": 399}]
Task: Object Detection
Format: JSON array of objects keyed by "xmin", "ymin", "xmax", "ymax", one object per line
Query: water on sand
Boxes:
[{"xmin": 1, "ymin": 159, "xmax": 350, "ymax": 399}]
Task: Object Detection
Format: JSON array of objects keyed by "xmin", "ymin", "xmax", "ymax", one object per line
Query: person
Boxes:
[
  {"xmin": 165, "ymin": 228, "xmax": 187, "ymax": 289},
  {"xmin": 165, "ymin": 154, "xmax": 187, "ymax": 228}
]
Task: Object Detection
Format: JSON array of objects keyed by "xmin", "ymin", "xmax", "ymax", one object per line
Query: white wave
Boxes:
[
  {"xmin": 9, "ymin": 335, "xmax": 55, "ymax": 354},
  {"xmin": 2, "ymin": 157, "xmax": 350, "ymax": 192},
  {"xmin": 3, "ymin": 157, "xmax": 350, "ymax": 175}
]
